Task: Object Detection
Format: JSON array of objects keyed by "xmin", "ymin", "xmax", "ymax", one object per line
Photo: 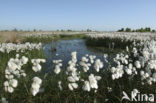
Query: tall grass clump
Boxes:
[
  {"xmin": 85, "ymin": 37, "xmax": 134, "ymax": 49},
  {"xmin": 85, "ymin": 32, "xmax": 156, "ymax": 49}
]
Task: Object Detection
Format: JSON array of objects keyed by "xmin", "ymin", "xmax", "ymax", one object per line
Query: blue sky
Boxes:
[{"xmin": 0, "ymin": 0, "xmax": 156, "ymax": 31}]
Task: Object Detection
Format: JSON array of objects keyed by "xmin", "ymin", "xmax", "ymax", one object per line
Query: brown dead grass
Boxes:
[{"xmin": 0, "ymin": 31, "xmax": 29, "ymax": 43}]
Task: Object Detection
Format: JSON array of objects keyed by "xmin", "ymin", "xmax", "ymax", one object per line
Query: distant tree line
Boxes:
[{"xmin": 117, "ymin": 27, "xmax": 156, "ymax": 32}]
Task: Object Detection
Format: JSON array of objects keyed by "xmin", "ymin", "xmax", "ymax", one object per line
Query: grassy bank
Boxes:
[
  {"xmin": 22, "ymin": 34, "xmax": 85, "ymax": 43},
  {"xmin": 22, "ymin": 33, "xmax": 134, "ymax": 50}
]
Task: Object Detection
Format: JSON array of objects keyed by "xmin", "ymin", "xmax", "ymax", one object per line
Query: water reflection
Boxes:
[{"xmin": 43, "ymin": 39, "xmax": 118, "ymax": 71}]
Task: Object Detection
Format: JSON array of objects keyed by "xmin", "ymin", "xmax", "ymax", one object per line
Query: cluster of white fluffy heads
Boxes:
[
  {"xmin": 94, "ymin": 59, "xmax": 103, "ymax": 72},
  {"xmin": 0, "ymin": 42, "xmax": 42, "ymax": 53},
  {"xmin": 66, "ymin": 52, "xmax": 79, "ymax": 91},
  {"xmin": 79, "ymin": 55, "xmax": 103, "ymax": 73},
  {"xmin": 79, "ymin": 56, "xmax": 91, "ymax": 72},
  {"xmin": 30, "ymin": 59, "xmax": 46, "ymax": 96},
  {"xmin": 111, "ymin": 53, "xmax": 128, "ymax": 80},
  {"xmin": 53, "ymin": 60, "xmax": 62, "ymax": 74},
  {"xmin": 82, "ymin": 74, "xmax": 101, "ymax": 92},
  {"xmin": 4, "ymin": 54, "xmax": 28, "ymax": 93},
  {"xmin": 110, "ymin": 40, "xmax": 156, "ymax": 85},
  {"xmin": 3, "ymin": 54, "xmax": 45, "ymax": 97},
  {"xmin": 111, "ymin": 52, "xmax": 142, "ymax": 80},
  {"xmin": 138, "ymin": 40, "xmax": 156, "ymax": 85},
  {"xmin": 76, "ymin": 54, "xmax": 103, "ymax": 92},
  {"xmin": 86, "ymin": 32, "xmax": 156, "ymax": 42},
  {"xmin": 31, "ymin": 59, "xmax": 46, "ymax": 72},
  {"xmin": 53, "ymin": 52, "xmax": 104, "ymax": 92},
  {"xmin": 31, "ymin": 77, "xmax": 42, "ymax": 96}
]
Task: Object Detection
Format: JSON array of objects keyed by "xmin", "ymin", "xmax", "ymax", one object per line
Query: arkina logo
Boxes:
[{"xmin": 122, "ymin": 89, "xmax": 154, "ymax": 102}]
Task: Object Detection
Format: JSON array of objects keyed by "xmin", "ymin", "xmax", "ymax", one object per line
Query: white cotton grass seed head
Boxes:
[
  {"xmin": 94, "ymin": 59, "xmax": 103, "ymax": 72},
  {"xmin": 53, "ymin": 59, "xmax": 62, "ymax": 74},
  {"xmin": 9, "ymin": 79, "xmax": 18, "ymax": 88},
  {"xmin": 68, "ymin": 83, "xmax": 78, "ymax": 91},
  {"xmin": 31, "ymin": 77, "xmax": 42, "ymax": 96},
  {"xmin": 1, "ymin": 97, "xmax": 8, "ymax": 103},
  {"xmin": 31, "ymin": 59, "xmax": 46, "ymax": 72},
  {"xmin": 31, "ymin": 87, "xmax": 40, "ymax": 96},
  {"xmin": 82, "ymin": 81, "xmax": 91, "ymax": 92},
  {"xmin": 33, "ymin": 77, "xmax": 42, "ymax": 84},
  {"xmin": 4, "ymin": 81, "xmax": 9, "ymax": 87},
  {"xmin": 21, "ymin": 56, "xmax": 28, "ymax": 64},
  {"xmin": 58, "ymin": 81, "xmax": 63, "ymax": 91},
  {"xmin": 7, "ymin": 86, "xmax": 14, "ymax": 93},
  {"xmin": 89, "ymin": 74, "xmax": 98, "ymax": 89},
  {"xmin": 135, "ymin": 61, "xmax": 141, "ymax": 69}
]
